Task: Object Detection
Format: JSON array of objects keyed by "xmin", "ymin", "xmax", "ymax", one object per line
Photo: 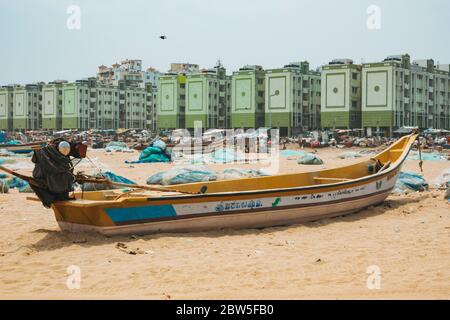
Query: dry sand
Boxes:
[{"xmin": 0, "ymin": 146, "xmax": 449, "ymax": 299}]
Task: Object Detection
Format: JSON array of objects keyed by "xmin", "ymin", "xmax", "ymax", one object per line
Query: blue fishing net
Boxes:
[{"xmin": 297, "ymin": 153, "xmax": 324, "ymax": 165}]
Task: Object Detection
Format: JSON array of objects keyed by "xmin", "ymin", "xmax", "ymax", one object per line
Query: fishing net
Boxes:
[{"xmin": 297, "ymin": 153, "xmax": 324, "ymax": 165}]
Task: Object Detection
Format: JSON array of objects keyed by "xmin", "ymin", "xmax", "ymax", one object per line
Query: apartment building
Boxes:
[
  {"xmin": 120, "ymin": 83, "xmax": 147, "ymax": 129},
  {"xmin": 362, "ymin": 54, "xmax": 450, "ymax": 136},
  {"xmin": 0, "ymin": 85, "xmax": 15, "ymax": 131},
  {"xmin": 231, "ymin": 65, "xmax": 265, "ymax": 129},
  {"xmin": 185, "ymin": 63, "xmax": 231, "ymax": 131},
  {"xmin": 321, "ymin": 59, "xmax": 362, "ymax": 130},
  {"xmin": 145, "ymin": 84, "xmax": 157, "ymax": 131},
  {"xmin": 97, "ymin": 59, "xmax": 161, "ymax": 89},
  {"xmin": 62, "ymin": 79, "xmax": 94, "ymax": 130},
  {"xmin": 13, "ymin": 84, "xmax": 43, "ymax": 131},
  {"xmin": 265, "ymin": 61, "xmax": 321, "ymax": 136},
  {"xmin": 157, "ymin": 74, "xmax": 186, "ymax": 130},
  {"xmin": 42, "ymin": 81, "xmax": 67, "ymax": 130}
]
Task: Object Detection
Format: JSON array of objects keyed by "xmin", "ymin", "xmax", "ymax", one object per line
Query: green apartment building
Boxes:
[
  {"xmin": 321, "ymin": 59, "xmax": 362, "ymax": 129},
  {"xmin": 231, "ymin": 65, "xmax": 265, "ymax": 129},
  {"xmin": 62, "ymin": 78, "xmax": 148, "ymax": 130},
  {"xmin": 13, "ymin": 84, "xmax": 43, "ymax": 131},
  {"xmin": 362, "ymin": 54, "xmax": 450, "ymax": 136},
  {"xmin": 265, "ymin": 61, "xmax": 321, "ymax": 136},
  {"xmin": 157, "ymin": 74, "xmax": 186, "ymax": 130},
  {"xmin": 0, "ymin": 86, "xmax": 15, "ymax": 131},
  {"xmin": 62, "ymin": 80, "xmax": 93, "ymax": 130},
  {"xmin": 42, "ymin": 81, "xmax": 65, "ymax": 130},
  {"xmin": 185, "ymin": 65, "xmax": 231, "ymax": 130}
]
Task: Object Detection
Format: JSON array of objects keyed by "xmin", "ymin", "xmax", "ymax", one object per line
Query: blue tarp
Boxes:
[
  {"xmin": 147, "ymin": 167, "xmax": 270, "ymax": 186},
  {"xmin": 393, "ymin": 171, "xmax": 429, "ymax": 193},
  {"xmin": 211, "ymin": 148, "xmax": 243, "ymax": 163},
  {"xmin": 105, "ymin": 141, "xmax": 130, "ymax": 152},
  {"xmin": 6, "ymin": 140, "xmax": 21, "ymax": 145},
  {"xmin": 0, "ymin": 176, "xmax": 32, "ymax": 193},
  {"xmin": 0, "ymin": 131, "xmax": 6, "ymax": 143},
  {"xmin": 297, "ymin": 153, "xmax": 324, "ymax": 165},
  {"xmin": 126, "ymin": 145, "xmax": 171, "ymax": 164},
  {"xmin": 147, "ymin": 166, "xmax": 217, "ymax": 185},
  {"xmin": 81, "ymin": 171, "xmax": 137, "ymax": 191},
  {"xmin": 408, "ymin": 152, "xmax": 447, "ymax": 161},
  {"xmin": 280, "ymin": 150, "xmax": 307, "ymax": 158}
]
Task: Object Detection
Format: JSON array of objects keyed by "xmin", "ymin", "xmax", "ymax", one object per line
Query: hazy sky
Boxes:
[{"xmin": 1, "ymin": 0, "xmax": 449, "ymax": 85}]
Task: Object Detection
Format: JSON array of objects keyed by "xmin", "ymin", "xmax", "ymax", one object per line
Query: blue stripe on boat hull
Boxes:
[{"xmin": 105, "ymin": 205, "xmax": 177, "ymax": 223}]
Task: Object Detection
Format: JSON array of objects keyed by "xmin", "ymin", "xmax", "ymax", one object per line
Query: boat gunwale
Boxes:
[{"xmin": 55, "ymin": 134, "xmax": 417, "ymax": 206}]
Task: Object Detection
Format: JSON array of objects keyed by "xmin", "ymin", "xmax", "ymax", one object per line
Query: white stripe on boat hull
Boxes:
[{"xmin": 57, "ymin": 190, "xmax": 391, "ymax": 236}]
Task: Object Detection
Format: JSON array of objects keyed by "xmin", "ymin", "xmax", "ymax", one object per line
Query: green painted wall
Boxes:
[
  {"xmin": 231, "ymin": 69, "xmax": 265, "ymax": 128},
  {"xmin": 157, "ymin": 114, "xmax": 178, "ymax": 129},
  {"xmin": 62, "ymin": 86, "xmax": 79, "ymax": 129},
  {"xmin": 321, "ymin": 111, "xmax": 350, "ymax": 128},
  {"xmin": 0, "ymin": 119, "xmax": 7, "ymax": 130},
  {"xmin": 62, "ymin": 117, "xmax": 78, "ymax": 129},
  {"xmin": 13, "ymin": 118, "xmax": 26, "ymax": 130},
  {"xmin": 231, "ymin": 113, "xmax": 256, "ymax": 128},
  {"xmin": 186, "ymin": 115, "xmax": 207, "ymax": 128},
  {"xmin": 42, "ymin": 118, "xmax": 57, "ymax": 129},
  {"xmin": 265, "ymin": 112, "xmax": 292, "ymax": 128},
  {"xmin": 362, "ymin": 111, "xmax": 393, "ymax": 127}
]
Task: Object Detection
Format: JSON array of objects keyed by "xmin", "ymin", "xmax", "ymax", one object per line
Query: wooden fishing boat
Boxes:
[
  {"xmin": 0, "ymin": 141, "xmax": 46, "ymax": 154},
  {"xmin": 51, "ymin": 133, "xmax": 418, "ymax": 236}
]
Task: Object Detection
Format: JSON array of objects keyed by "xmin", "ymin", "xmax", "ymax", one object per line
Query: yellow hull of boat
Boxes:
[{"xmin": 52, "ymin": 134, "xmax": 418, "ymax": 235}]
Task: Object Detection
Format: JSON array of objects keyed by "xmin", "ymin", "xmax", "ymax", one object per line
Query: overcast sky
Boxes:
[{"xmin": 1, "ymin": 0, "xmax": 449, "ymax": 85}]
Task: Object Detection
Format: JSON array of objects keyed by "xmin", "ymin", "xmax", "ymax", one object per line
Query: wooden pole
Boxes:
[
  {"xmin": 76, "ymin": 177, "xmax": 200, "ymax": 195},
  {"xmin": 0, "ymin": 165, "xmax": 43, "ymax": 188}
]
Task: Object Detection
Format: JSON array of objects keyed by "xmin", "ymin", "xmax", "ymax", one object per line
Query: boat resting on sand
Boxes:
[
  {"xmin": 0, "ymin": 141, "xmax": 46, "ymax": 154},
  {"xmin": 52, "ymin": 134, "xmax": 418, "ymax": 236}
]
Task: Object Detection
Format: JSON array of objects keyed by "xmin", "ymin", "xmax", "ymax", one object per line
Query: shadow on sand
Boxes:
[{"xmin": 30, "ymin": 195, "xmax": 425, "ymax": 252}]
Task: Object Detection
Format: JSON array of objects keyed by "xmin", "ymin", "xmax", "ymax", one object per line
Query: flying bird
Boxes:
[{"xmin": 159, "ymin": 35, "xmax": 167, "ymax": 40}]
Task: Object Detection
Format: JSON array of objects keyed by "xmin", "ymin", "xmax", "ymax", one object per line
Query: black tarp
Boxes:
[{"xmin": 31, "ymin": 145, "xmax": 75, "ymax": 208}]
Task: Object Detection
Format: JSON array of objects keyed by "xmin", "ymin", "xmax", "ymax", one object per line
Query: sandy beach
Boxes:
[{"xmin": 0, "ymin": 146, "xmax": 449, "ymax": 299}]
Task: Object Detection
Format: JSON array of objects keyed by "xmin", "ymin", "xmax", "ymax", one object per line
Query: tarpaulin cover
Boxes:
[
  {"xmin": 126, "ymin": 145, "xmax": 171, "ymax": 164},
  {"xmin": 147, "ymin": 166, "xmax": 217, "ymax": 185},
  {"xmin": 105, "ymin": 141, "xmax": 131, "ymax": 152},
  {"xmin": 280, "ymin": 150, "xmax": 307, "ymax": 158},
  {"xmin": 31, "ymin": 145, "xmax": 74, "ymax": 207},
  {"xmin": 392, "ymin": 171, "xmax": 429, "ymax": 193},
  {"xmin": 81, "ymin": 171, "xmax": 136, "ymax": 191},
  {"xmin": 408, "ymin": 152, "xmax": 447, "ymax": 161},
  {"xmin": 0, "ymin": 131, "xmax": 6, "ymax": 143},
  {"xmin": 211, "ymin": 148, "xmax": 244, "ymax": 163},
  {"xmin": 297, "ymin": 153, "xmax": 324, "ymax": 165},
  {"xmin": 0, "ymin": 176, "xmax": 33, "ymax": 193},
  {"xmin": 220, "ymin": 168, "xmax": 269, "ymax": 180}
]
